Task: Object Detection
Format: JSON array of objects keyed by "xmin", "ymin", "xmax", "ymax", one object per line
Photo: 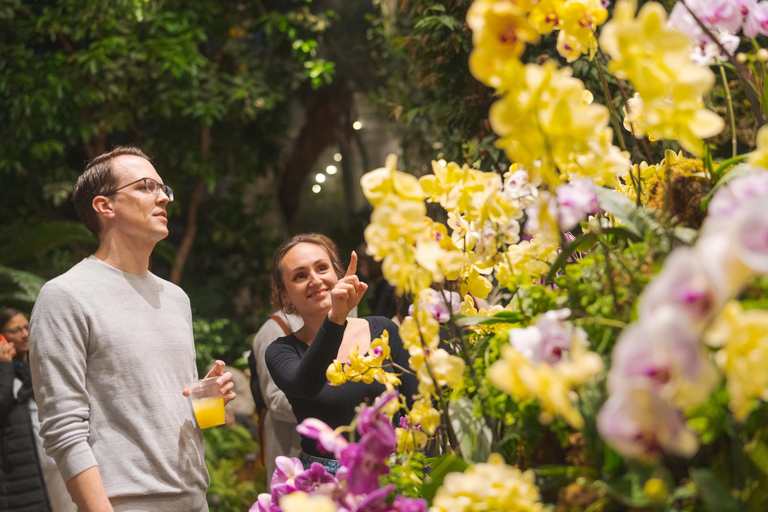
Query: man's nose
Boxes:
[{"xmin": 156, "ymin": 192, "xmax": 170, "ymax": 206}]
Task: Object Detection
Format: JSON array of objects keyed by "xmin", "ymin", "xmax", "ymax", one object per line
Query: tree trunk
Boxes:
[
  {"xmin": 170, "ymin": 125, "xmax": 210, "ymax": 284},
  {"xmin": 278, "ymin": 87, "xmax": 354, "ymax": 230}
]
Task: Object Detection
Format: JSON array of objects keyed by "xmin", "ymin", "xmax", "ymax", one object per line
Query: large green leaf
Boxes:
[
  {"xmin": 689, "ymin": 468, "xmax": 743, "ymax": 512},
  {"xmin": 421, "ymin": 454, "xmax": 469, "ymax": 504},
  {"xmin": 545, "ymin": 233, "xmax": 597, "ymax": 284},
  {"xmin": 454, "ymin": 310, "xmax": 524, "ymax": 327},
  {"xmin": 0, "ymin": 265, "xmax": 46, "ymax": 308},
  {"xmin": 0, "ymin": 221, "xmax": 96, "ymax": 265},
  {"xmin": 595, "ymin": 188, "xmax": 647, "ymax": 238}
]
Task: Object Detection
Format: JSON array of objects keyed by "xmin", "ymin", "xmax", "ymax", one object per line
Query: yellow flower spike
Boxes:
[
  {"xmin": 748, "ymin": 125, "xmax": 768, "ymax": 169},
  {"xmin": 326, "ymin": 360, "xmax": 347, "ymax": 387},
  {"xmin": 528, "ymin": 0, "xmax": 564, "ymax": 35},
  {"xmin": 705, "ymin": 302, "xmax": 768, "ymax": 422},
  {"xmin": 409, "ymin": 398, "xmax": 441, "ymax": 435},
  {"xmin": 467, "ymin": 0, "xmax": 540, "ymax": 88},
  {"xmin": 431, "ymin": 453, "xmax": 544, "ymax": 512},
  {"xmin": 598, "ymin": 0, "xmax": 722, "ymax": 156},
  {"xmin": 460, "ymin": 267, "xmax": 493, "ymax": 299},
  {"xmin": 396, "ymin": 427, "xmax": 429, "ymax": 453}
]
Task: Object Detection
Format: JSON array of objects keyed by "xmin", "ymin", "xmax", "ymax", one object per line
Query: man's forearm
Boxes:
[{"xmin": 66, "ymin": 466, "xmax": 114, "ymax": 512}]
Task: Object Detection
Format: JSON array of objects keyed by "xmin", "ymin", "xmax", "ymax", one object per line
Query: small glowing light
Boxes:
[
  {"xmin": 312, "ymin": 184, "xmax": 322, "ymax": 193},
  {"xmin": 326, "ymin": 165, "xmax": 338, "ymax": 175},
  {"xmin": 315, "ymin": 173, "xmax": 326, "ymax": 183},
  {"xmin": 333, "ymin": 153, "xmax": 342, "ymax": 162},
  {"xmin": 353, "ymin": 121, "xmax": 363, "ymax": 130},
  {"xmin": 437, "ymin": 159, "xmax": 447, "ymax": 167}
]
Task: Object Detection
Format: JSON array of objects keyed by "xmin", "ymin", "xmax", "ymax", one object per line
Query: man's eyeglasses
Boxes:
[{"xmin": 102, "ymin": 177, "xmax": 174, "ymax": 202}]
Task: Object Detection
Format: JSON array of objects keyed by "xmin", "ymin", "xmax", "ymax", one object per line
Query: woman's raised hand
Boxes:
[{"xmin": 328, "ymin": 251, "xmax": 369, "ymax": 325}]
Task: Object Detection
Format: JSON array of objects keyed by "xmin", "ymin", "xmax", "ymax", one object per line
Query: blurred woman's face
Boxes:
[
  {"xmin": 280, "ymin": 243, "xmax": 339, "ymax": 319},
  {"xmin": 3, "ymin": 313, "xmax": 29, "ymax": 354}
]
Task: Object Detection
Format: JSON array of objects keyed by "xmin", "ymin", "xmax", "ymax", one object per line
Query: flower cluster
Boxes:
[
  {"xmin": 429, "ymin": 453, "xmax": 544, "ymax": 512},
  {"xmin": 399, "ymin": 292, "xmax": 466, "ymax": 434},
  {"xmin": 254, "ymin": 392, "xmax": 428, "ymax": 512},
  {"xmin": 488, "ymin": 308, "xmax": 603, "ymax": 428},
  {"xmin": 362, "ymin": 155, "xmax": 462, "ymax": 295},
  {"xmin": 598, "ymin": 167, "xmax": 768, "ymax": 462},
  {"xmin": 669, "ymin": 0, "xmax": 768, "ymax": 65},
  {"xmin": 705, "ymin": 302, "xmax": 768, "ymax": 421},
  {"xmin": 600, "ymin": 0, "xmax": 724, "ymax": 156},
  {"xmin": 488, "ymin": 60, "xmax": 630, "ymax": 187},
  {"xmin": 467, "ymin": 0, "xmax": 609, "ymax": 89},
  {"xmin": 326, "ymin": 330, "xmax": 402, "ymax": 388}
]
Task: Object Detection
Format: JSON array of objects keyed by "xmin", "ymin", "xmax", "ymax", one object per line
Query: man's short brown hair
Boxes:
[
  {"xmin": 72, "ymin": 146, "xmax": 151, "ymax": 238},
  {"xmin": 270, "ymin": 233, "xmax": 345, "ymax": 311}
]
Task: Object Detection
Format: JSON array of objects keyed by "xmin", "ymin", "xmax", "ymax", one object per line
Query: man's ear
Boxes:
[{"xmin": 92, "ymin": 195, "xmax": 116, "ymax": 220}]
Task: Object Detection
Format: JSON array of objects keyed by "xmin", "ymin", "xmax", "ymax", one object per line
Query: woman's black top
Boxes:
[
  {"xmin": 0, "ymin": 360, "xmax": 52, "ymax": 511},
  {"xmin": 265, "ymin": 316, "xmax": 418, "ymax": 457}
]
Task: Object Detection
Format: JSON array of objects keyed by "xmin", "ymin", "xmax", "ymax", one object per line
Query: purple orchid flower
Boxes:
[
  {"xmin": 296, "ymin": 418, "xmax": 349, "ymax": 458},
  {"xmin": 294, "ymin": 462, "xmax": 339, "ymax": 493},
  {"xmin": 342, "ymin": 422, "xmax": 397, "ymax": 495},
  {"xmin": 357, "ymin": 390, "xmax": 400, "ymax": 437},
  {"xmin": 393, "ymin": 496, "xmax": 428, "ymax": 512},
  {"xmin": 352, "ymin": 484, "xmax": 397, "ymax": 512}
]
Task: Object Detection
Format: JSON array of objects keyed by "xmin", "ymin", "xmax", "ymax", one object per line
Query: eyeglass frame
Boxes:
[
  {"xmin": 3, "ymin": 324, "xmax": 29, "ymax": 335},
  {"xmin": 101, "ymin": 177, "xmax": 174, "ymax": 202}
]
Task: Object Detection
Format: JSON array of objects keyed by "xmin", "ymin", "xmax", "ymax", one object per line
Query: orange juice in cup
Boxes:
[{"xmin": 185, "ymin": 377, "xmax": 226, "ymax": 429}]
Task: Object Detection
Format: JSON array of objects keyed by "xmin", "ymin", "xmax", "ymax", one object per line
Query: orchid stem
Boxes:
[{"xmin": 719, "ymin": 63, "xmax": 738, "ymax": 159}]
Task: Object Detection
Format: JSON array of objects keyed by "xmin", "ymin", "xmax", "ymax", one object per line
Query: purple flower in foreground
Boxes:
[
  {"xmin": 708, "ymin": 169, "xmax": 768, "ymax": 218},
  {"xmin": 271, "ymin": 456, "xmax": 303, "ymax": 490},
  {"xmin": 353, "ymin": 484, "xmax": 396, "ymax": 512},
  {"xmin": 555, "ymin": 178, "xmax": 600, "ymax": 231},
  {"xmin": 357, "ymin": 390, "xmax": 399, "ymax": 437},
  {"xmin": 609, "ymin": 309, "xmax": 719, "ymax": 408},
  {"xmin": 294, "ymin": 462, "xmax": 339, "ymax": 493},
  {"xmin": 250, "ymin": 493, "xmax": 276, "ymax": 512},
  {"xmin": 597, "ymin": 386, "xmax": 699, "ymax": 463},
  {"xmin": 638, "ymin": 247, "xmax": 722, "ymax": 329},
  {"xmin": 393, "ymin": 495, "xmax": 428, "ymax": 512},
  {"xmin": 296, "ymin": 418, "xmax": 349, "ymax": 458},
  {"xmin": 341, "ymin": 421, "xmax": 397, "ymax": 495}
]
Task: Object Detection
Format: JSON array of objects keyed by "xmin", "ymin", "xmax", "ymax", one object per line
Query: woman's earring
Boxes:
[{"xmin": 283, "ymin": 303, "xmax": 296, "ymax": 314}]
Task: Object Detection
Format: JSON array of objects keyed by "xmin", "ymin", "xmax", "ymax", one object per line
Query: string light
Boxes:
[
  {"xmin": 333, "ymin": 153, "xmax": 342, "ymax": 162},
  {"xmin": 353, "ymin": 121, "xmax": 363, "ymax": 130},
  {"xmin": 312, "ymin": 184, "xmax": 321, "ymax": 193},
  {"xmin": 316, "ymin": 173, "xmax": 326, "ymax": 183},
  {"xmin": 326, "ymin": 165, "xmax": 338, "ymax": 175}
]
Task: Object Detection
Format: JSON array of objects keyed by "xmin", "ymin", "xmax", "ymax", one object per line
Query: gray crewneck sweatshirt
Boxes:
[{"xmin": 29, "ymin": 257, "xmax": 209, "ymax": 511}]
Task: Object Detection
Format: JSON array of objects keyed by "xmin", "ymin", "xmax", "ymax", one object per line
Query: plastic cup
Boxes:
[{"xmin": 186, "ymin": 377, "xmax": 226, "ymax": 429}]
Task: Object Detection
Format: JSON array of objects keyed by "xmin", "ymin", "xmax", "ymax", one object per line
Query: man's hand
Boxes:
[
  {"xmin": 328, "ymin": 251, "xmax": 369, "ymax": 325},
  {"xmin": 183, "ymin": 360, "xmax": 236, "ymax": 405},
  {"xmin": 0, "ymin": 342, "xmax": 15, "ymax": 362}
]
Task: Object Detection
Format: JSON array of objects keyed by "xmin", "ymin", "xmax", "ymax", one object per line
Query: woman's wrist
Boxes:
[{"xmin": 328, "ymin": 311, "xmax": 347, "ymax": 325}]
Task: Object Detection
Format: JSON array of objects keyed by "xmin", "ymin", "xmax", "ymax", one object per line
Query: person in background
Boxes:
[
  {"xmin": 0, "ymin": 308, "xmax": 76, "ymax": 512},
  {"xmin": 249, "ymin": 308, "xmax": 303, "ymax": 488},
  {"xmin": 265, "ymin": 234, "xmax": 418, "ymax": 473},
  {"xmin": 29, "ymin": 146, "xmax": 235, "ymax": 512}
]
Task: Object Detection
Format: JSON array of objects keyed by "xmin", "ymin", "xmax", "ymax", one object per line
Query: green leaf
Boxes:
[
  {"xmin": 595, "ymin": 188, "xmax": 646, "ymax": 238},
  {"xmin": 421, "ymin": 454, "xmax": 469, "ymax": 503},
  {"xmin": 454, "ymin": 311, "xmax": 524, "ymax": 327},
  {"xmin": 545, "ymin": 233, "xmax": 597, "ymax": 284},
  {"xmin": 689, "ymin": 468, "xmax": 742, "ymax": 512}
]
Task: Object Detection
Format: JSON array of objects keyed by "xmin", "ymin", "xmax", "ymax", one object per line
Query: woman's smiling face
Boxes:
[{"xmin": 280, "ymin": 242, "xmax": 340, "ymax": 319}]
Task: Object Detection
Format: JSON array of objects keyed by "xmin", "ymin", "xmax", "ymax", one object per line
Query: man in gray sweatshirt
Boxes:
[{"xmin": 29, "ymin": 147, "xmax": 236, "ymax": 511}]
